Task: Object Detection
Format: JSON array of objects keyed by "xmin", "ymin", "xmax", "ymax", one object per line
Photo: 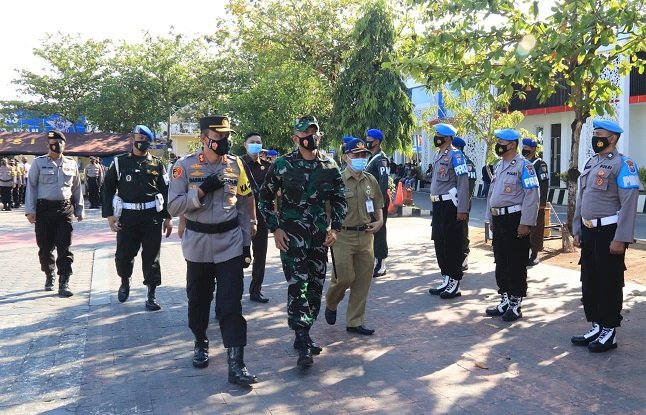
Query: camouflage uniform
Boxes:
[{"xmin": 258, "ymin": 149, "xmax": 347, "ymax": 330}]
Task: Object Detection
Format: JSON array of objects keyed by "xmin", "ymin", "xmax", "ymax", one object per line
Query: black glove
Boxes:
[
  {"xmin": 199, "ymin": 173, "xmax": 225, "ymax": 194},
  {"xmin": 242, "ymin": 246, "xmax": 252, "ymax": 268}
]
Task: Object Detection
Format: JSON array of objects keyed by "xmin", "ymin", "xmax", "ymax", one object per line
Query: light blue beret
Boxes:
[
  {"xmin": 133, "ymin": 125, "xmax": 154, "ymax": 142},
  {"xmin": 494, "ymin": 129, "xmax": 521, "ymax": 141},
  {"xmin": 593, "ymin": 119, "xmax": 624, "ymax": 134},
  {"xmin": 435, "ymin": 123, "xmax": 457, "ymax": 137}
]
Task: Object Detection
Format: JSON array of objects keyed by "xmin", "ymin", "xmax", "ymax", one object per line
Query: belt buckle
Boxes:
[
  {"xmin": 491, "ymin": 208, "xmax": 499, "ymax": 216},
  {"xmin": 583, "ymin": 219, "xmax": 593, "ymax": 228},
  {"xmin": 137, "ymin": 202, "xmax": 144, "ymax": 210}
]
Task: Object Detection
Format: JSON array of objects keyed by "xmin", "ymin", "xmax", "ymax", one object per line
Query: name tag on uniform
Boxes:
[{"xmin": 366, "ymin": 199, "xmax": 374, "ymax": 213}]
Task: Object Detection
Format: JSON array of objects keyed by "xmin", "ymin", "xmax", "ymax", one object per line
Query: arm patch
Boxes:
[
  {"xmin": 452, "ymin": 150, "xmax": 468, "ymax": 176},
  {"xmin": 617, "ymin": 156, "xmax": 640, "ymax": 189},
  {"xmin": 521, "ymin": 162, "xmax": 539, "ymax": 189}
]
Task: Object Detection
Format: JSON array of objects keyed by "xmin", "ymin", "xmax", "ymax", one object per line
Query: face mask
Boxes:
[
  {"xmin": 210, "ymin": 137, "xmax": 230, "ymax": 155},
  {"xmin": 49, "ymin": 142, "xmax": 64, "ymax": 154},
  {"xmin": 495, "ymin": 143, "xmax": 510, "ymax": 156},
  {"xmin": 434, "ymin": 135, "xmax": 446, "ymax": 147},
  {"xmin": 521, "ymin": 149, "xmax": 532, "ymax": 158},
  {"xmin": 349, "ymin": 157, "xmax": 368, "ymax": 172},
  {"xmin": 247, "ymin": 143, "xmax": 262, "ymax": 155},
  {"xmin": 592, "ymin": 136, "xmax": 610, "ymax": 154},
  {"xmin": 299, "ymin": 134, "xmax": 318, "ymax": 151},
  {"xmin": 365, "ymin": 140, "xmax": 376, "ymax": 150},
  {"xmin": 134, "ymin": 140, "xmax": 151, "ymax": 152}
]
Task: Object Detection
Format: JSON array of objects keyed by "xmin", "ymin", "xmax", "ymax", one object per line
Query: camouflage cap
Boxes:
[{"xmin": 294, "ymin": 115, "xmax": 319, "ymax": 132}]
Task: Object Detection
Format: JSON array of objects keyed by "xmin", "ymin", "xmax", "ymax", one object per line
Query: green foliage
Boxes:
[
  {"xmin": 331, "ymin": 1, "xmax": 416, "ymax": 154},
  {"xmin": 639, "ymin": 166, "xmax": 646, "ymax": 189}
]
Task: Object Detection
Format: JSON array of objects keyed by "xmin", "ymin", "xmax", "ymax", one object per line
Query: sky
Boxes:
[{"xmin": 0, "ymin": 0, "xmax": 228, "ymax": 101}]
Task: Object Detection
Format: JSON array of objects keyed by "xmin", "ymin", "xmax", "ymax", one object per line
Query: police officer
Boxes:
[
  {"xmin": 19, "ymin": 156, "xmax": 31, "ymax": 204},
  {"xmin": 325, "ymin": 138, "xmax": 384, "ymax": 335},
  {"xmin": 10, "ymin": 159, "xmax": 23, "ymax": 208},
  {"xmin": 452, "ymin": 136, "xmax": 476, "ymax": 270},
  {"xmin": 102, "ymin": 125, "xmax": 173, "ymax": 311},
  {"xmin": 258, "ymin": 115, "xmax": 347, "ymax": 368},
  {"xmin": 427, "ymin": 123, "xmax": 470, "ymax": 299},
  {"xmin": 521, "ymin": 138, "xmax": 549, "ymax": 266},
  {"xmin": 485, "ymin": 129, "xmax": 539, "ymax": 321},
  {"xmin": 84, "ymin": 156, "xmax": 103, "ymax": 209},
  {"xmin": 25, "ymin": 131, "xmax": 84, "ymax": 296},
  {"xmin": 168, "ymin": 115, "xmax": 257, "ymax": 386},
  {"xmin": 571, "ymin": 120, "xmax": 639, "ymax": 353},
  {"xmin": 0, "ymin": 158, "xmax": 15, "ymax": 210},
  {"xmin": 240, "ymin": 132, "xmax": 272, "ymax": 303},
  {"xmin": 365, "ymin": 128, "xmax": 390, "ymax": 278}
]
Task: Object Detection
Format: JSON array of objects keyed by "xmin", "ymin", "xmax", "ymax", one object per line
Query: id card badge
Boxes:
[{"xmin": 366, "ymin": 199, "xmax": 375, "ymax": 213}]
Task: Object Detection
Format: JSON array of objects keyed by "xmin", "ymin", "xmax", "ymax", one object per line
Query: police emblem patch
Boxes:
[
  {"xmin": 172, "ymin": 166, "xmax": 183, "ymax": 179},
  {"xmin": 198, "ymin": 153, "xmax": 205, "ymax": 163},
  {"xmin": 542, "ymin": 166, "xmax": 547, "ymax": 172},
  {"xmin": 626, "ymin": 159, "xmax": 636, "ymax": 174},
  {"xmin": 260, "ymin": 165, "xmax": 265, "ymax": 171},
  {"xmin": 125, "ymin": 174, "xmax": 132, "ymax": 182},
  {"xmin": 504, "ymin": 186, "xmax": 512, "ymax": 193}
]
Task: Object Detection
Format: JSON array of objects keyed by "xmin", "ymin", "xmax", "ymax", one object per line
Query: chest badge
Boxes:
[
  {"xmin": 596, "ymin": 177, "xmax": 604, "ymax": 186},
  {"xmin": 125, "ymin": 174, "xmax": 132, "ymax": 182},
  {"xmin": 198, "ymin": 153, "xmax": 205, "ymax": 163},
  {"xmin": 260, "ymin": 166, "xmax": 265, "ymax": 171},
  {"xmin": 597, "ymin": 170, "xmax": 605, "ymax": 177},
  {"xmin": 438, "ymin": 167, "xmax": 447, "ymax": 174},
  {"xmin": 443, "ymin": 157, "xmax": 449, "ymax": 162},
  {"xmin": 504, "ymin": 186, "xmax": 512, "ymax": 193}
]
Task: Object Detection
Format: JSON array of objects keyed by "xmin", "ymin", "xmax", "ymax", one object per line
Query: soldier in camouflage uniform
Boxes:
[{"xmin": 258, "ymin": 115, "xmax": 347, "ymax": 368}]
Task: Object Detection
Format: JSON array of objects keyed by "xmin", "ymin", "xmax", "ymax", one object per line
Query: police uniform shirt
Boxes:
[
  {"xmin": 168, "ymin": 151, "xmax": 253, "ymax": 264},
  {"xmin": 341, "ymin": 169, "xmax": 385, "ymax": 227},
  {"xmin": 485, "ymin": 153, "xmax": 540, "ymax": 225},
  {"xmin": 572, "ymin": 150, "xmax": 640, "ymax": 243},
  {"xmin": 102, "ymin": 153, "xmax": 170, "ymax": 218},
  {"xmin": 430, "ymin": 146, "xmax": 470, "ymax": 213},
  {"xmin": 0, "ymin": 165, "xmax": 14, "ymax": 187},
  {"xmin": 366, "ymin": 150, "xmax": 390, "ymax": 202},
  {"xmin": 25, "ymin": 155, "xmax": 84, "ymax": 217}
]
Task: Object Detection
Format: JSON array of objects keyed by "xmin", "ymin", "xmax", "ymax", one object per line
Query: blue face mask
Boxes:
[
  {"xmin": 247, "ymin": 143, "xmax": 262, "ymax": 155},
  {"xmin": 349, "ymin": 157, "xmax": 368, "ymax": 172}
]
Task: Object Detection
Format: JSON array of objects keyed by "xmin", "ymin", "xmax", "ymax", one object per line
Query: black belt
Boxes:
[
  {"xmin": 341, "ymin": 225, "xmax": 367, "ymax": 231},
  {"xmin": 185, "ymin": 218, "xmax": 239, "ymax": 234},
  {"xmin": 37, "ymin": 199, "xmax": 71, "ymax": 206}
]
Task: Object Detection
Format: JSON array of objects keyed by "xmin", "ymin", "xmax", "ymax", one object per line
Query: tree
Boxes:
[
  {"xmin": 12, "ymin": 34, "xmax": 111, "ymax": 131},
  {"xmin": 331, "ymin": 1, "xmax": 416, "ymax": 153},
  {"xmin": 399, "ymin": 0, "xmax": 646, "ymax": 228}
]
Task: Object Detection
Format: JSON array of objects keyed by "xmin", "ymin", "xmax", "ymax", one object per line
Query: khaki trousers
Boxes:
[{"xmin": 325, "ymin": 230, "xmax": 374, "ymax": 327}]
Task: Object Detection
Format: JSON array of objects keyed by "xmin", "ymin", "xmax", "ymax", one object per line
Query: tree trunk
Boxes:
[{"xmin": 567, "ymin": 115, "xmax": 584, "ymax": 231}]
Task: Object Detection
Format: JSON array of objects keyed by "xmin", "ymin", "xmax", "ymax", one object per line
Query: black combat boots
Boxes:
[
  {"xmin": 193, "ymin": 340, "xmax": 209, "ymax": 368},
  {"xmin": 227, "ymin": 347, "xmax": 257, "ymax": 386},
  {"xmin": 45, "ymin": 272, "xmax": 55, "ymax": 291},
  {"xmin": 293, "ymin": 328, "xmax": 323, "ymax": 355},
  {"xmin": 294, "ymin": 328, "xmax": 314, "ymax": 367},
  {"xmin": 58, "ymin": 275, "xmax": 73, "ymax": 297},
  {"xmin": 145, "ymin": 285, "xmax": 161, "ymax": 311},
  {"xmin": 117, "ymin": 277, "xmax": 130, "ymax": 303}
]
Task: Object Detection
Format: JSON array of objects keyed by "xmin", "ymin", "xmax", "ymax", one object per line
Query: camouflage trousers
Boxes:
[{"xmin": 280, "ymin": 230, "xmax": 328, "ymax": 330}]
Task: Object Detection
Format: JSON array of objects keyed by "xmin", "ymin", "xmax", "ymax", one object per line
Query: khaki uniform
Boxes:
[{"xmin": 325, "ymin": 169, "xmax": 384, "ymax": 327}]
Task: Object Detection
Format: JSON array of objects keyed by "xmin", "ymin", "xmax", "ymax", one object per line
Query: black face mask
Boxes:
[
  {"xmin": 209, "ymin": 137, "xmax": 231, "ymax": 155},
  {"xmin": 299, "ymin": 134, "xmax": 319, "ymax": 151},
  {"xmin": 433, "ymin": 135, "xmax": 446, "ymax": 147},
  {"xmin": 592, "ymin": 136, "xmax": 610, "ymax": 154},
  {"xmin": 134, "ymin": 141, "xmax": 151, "ymax": 152},
  {"xmin": 521, "ymin": 149, "xmax": 532, "ymax": 158},
  {"xmin": 49, "ymin": 142, "xmax": 64, "ymax": 154},
  {"xmin": 365, "ymin": 140, "xmax": 375, "ymax": 150},
  {"xmin": 495, "ymin": 143, "xmax": 510, "ymax": 156}
]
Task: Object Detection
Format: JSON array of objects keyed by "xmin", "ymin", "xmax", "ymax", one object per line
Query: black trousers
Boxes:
[
  {"xmin": 187, "ymin": 256, "xmax": 247, "ymax": 347},
  {"xmin": 115, "ymin": 210, "xmax": 163, "ymax": 286},
  {"xmin": 12, "ymin": 186, "xmax": 20, "ymax": 207},
  {"xmin": 373, "ymin": 205, "xmax": 389, "ymax": 259},
  {"xmin": 431, "ymin": 200, "xmax": 464, "ymax": 280},
  {"xmin": 0, "ymin": 186, "xmax": 11, "ymax": 209},
  {"xmin": 249, "ymin": 216, "xmax": 268, "ymax": 296},
  {"xmin": 35, "ymin": 199, "xmax": 74, "ymax": 276},
  {"xmin": 492, "ymin": 212, "xmax": 529, "ymax": 297},
  {"xmin": 580, "ymin": 223, "xmax": 625, "ymax": 328},
  {"xmin": 530, "ymin": 205, "xmax": 546, "ymax": 253},
  {"xmin": 87, "ymin": 177, "xmax": 100, "ymax": 207}
]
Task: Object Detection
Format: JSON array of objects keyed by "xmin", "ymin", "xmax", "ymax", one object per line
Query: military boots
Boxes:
[
  {"xmin": 58, "ymin": 275, "xmax": 73, "ymax": 297},
  {"xmin": 294, "ymin": 328, "xmax": 314, "ymax": 367},
  {"xmin": 227, "ymin": 347, "xmax": 257, "ymax": 386},
  {"xmin": 145, "ymin": 285, "xmax": 161, "ymax": 311},
  {"xmin": 117, "ymin": 278, "xmax": 130, "ymax": 303},
  {"xmin": 45, "ymin": 273, "xmax": 55, "ymax": 291},
  {"xmin": 293, "ymin": 328, "xmax": 323, "ymax": 355}
]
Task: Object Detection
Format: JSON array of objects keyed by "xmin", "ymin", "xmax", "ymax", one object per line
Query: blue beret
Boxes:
[
  {"xmin": 133, "ymin": 125, "xmax": 154, "ymax": 141},
  {"xmin": 342, "ymin": 135, "xmax": 354, "ymax": 143},
  {"xmin": 494, "ymin": 129, "xmax": 521, "ymax": 141},
  {"xmin": 344, "ymin": 138, "xmax": 371, "ymax": 154},
  {"xmin": 366, "ymin": 128, "xmax": 384, "ymax": 141},
  {"xmin": 452, "ymin": 136, "xmax": 466, "ymax": 148},
  {"xmin": 522, "ymin": 138, "xmax": 537, "ymax": 148},
  {"xmin": 266, "ymin": 150, "xmax": 278, "ymax": 156},
  {"xmin": 435, "ymin": 123, "xmax": 457, "ymax": 137},
  {"xmin": 593, "ymin": 119, "xmax": 623, "ymax": 134}
]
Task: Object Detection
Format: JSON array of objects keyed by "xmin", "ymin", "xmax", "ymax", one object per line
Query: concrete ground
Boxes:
[{"xmin": 1, "ymin": 206, "xmax": 645, "ymax": 414}]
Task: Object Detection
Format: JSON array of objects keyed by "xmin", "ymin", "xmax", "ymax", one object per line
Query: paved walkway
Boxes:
[{"xmin": 1, "ymin": 206, "xmax": 645, "ymax": 414}]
